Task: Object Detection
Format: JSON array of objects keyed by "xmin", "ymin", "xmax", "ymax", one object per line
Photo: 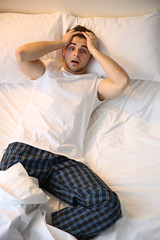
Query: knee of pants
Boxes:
[
  {"xmin": 85, "ymin": 187, "xmax": 121, "ymax": 212},
  {"xmin": 99, "ymin": 190, "xmax": 122, "ymax": 222},
  {"xmin": 103, "ymin": 191, "xmax": 122, "ymax": 214},
  {"xmin": 89, "ymin": 190, "xmax": 122, "ymax": 231}
]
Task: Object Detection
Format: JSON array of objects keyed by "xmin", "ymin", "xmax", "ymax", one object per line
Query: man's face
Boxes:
[{"xmin": 63, "ymin": 36, "xmax": 92, "ymax": 74}]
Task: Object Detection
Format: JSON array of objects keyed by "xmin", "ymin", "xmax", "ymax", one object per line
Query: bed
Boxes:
[{"xmin": 0, "ymin": 0, "xmax": 160, "ymax": 239}]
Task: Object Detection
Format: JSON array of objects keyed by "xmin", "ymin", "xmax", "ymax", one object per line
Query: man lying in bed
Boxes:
[{"xmin": 0, "ymin": 25, "xmax": 129, "ymax": 240}]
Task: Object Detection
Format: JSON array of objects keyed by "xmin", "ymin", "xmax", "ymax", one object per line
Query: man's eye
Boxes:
[
  {"xmin": 69, "ymin": 47, "xmax": 74, "ymax": 51},
  {"xmin": 80, "ymin": 49, "xmax": 87, "ymax": 53}
]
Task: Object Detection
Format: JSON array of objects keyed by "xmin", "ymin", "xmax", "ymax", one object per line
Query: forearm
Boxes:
[
  {"xmin": 16, "ymin": 40, "xmax": 64, "ymax": 62},
  {"xmin": 16, "ymin": 28, "xmax": 80, "ymax": 63},
  {"xmin": 91, "ymin": 47, "xmax": 130, "ymax": 84}
]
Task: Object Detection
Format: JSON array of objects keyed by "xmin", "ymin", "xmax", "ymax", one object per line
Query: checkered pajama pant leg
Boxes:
[{"xmin": 0, "ymin": 142, "xmax": 122, "ymax": 240}]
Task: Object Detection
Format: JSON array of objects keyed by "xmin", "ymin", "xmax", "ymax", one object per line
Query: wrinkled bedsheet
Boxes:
[{"xmin": 0, "ymin": 163, "xmax": 76, "ymax": 240}]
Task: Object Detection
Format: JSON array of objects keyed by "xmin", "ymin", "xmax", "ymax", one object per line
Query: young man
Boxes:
[{"xmin": 0, "ymin": 26, "xmax": 129, "ymax": 240}]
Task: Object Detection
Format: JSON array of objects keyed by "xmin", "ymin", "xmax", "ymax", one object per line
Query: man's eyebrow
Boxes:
[
  {"xmin": 81, "ymin": 45, "xmax": 88, "ymax": 49},
  {"xmin": 69, "ymin": 43, "xmax": 88, "ymax": 48},
  {"xmin": 69, "ymin": 43, "xmax": 76, "ymax": 46}
]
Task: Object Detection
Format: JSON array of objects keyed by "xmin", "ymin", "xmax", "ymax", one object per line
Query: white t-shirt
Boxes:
[{"xmin": 11, "ymin": 61, "xmax": 103, "ymax": 160}]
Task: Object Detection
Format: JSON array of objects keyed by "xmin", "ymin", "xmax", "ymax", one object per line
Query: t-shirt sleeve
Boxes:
[{"xmin": 93, "ymin": 76, "xmax": 106, "ymax": 110}]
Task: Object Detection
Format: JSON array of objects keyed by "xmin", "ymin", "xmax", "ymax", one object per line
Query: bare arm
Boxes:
[
  {"xmin": 83, "ymin": 32, "xmax": 130, "ymax": 100},
  {"xmin": 15, "ymin": 29, "xmax": 79, "ymax": 80}
]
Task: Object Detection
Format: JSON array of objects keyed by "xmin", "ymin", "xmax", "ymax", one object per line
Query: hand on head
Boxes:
[
  {"xmin": 82, "ymin": 31, "xmax": 98, "ymax": 54},
  {"xmin": 61, "ymin": 29, "xmax": 81, "ymax": 48},
  {"xmin": 62, "ymin": 28, "xmax": 98, "ymax": 54}
]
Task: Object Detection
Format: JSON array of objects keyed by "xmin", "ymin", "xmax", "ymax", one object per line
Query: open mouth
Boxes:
[{"xmin": 71, "ymin": 60, "xmax": 79, "ymax": 64}]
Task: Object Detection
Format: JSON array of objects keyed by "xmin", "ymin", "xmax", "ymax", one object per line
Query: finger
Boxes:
[
  {"xmin": 70, "ymin": 30, "xmax": 81, "ymax": 36},
  {"xmin": 81, "ymin": 32, "xmax": 88, "ymax": 38},
  {"xmin": 82, "ymin": 32, "xmax": 94, "ymax": 38},
  {"xmin": 68, "ymin": 29, "xmax": 75, "ymax": 33}
]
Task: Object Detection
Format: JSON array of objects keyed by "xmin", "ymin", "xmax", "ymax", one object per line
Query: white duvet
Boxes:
[
  {"xmin": 84, "ymin": 79, "xmax": 160, "ymax": 239},
  {"xmin": 0, "ymin": 79, "xmax": 160, "ymax": 240},
  {"xmin": 0, "ymin": 163, "xmax": 76, "ymax": 240}
]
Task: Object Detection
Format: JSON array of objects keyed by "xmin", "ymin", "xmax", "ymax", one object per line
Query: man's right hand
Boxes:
[{"xmin": 61, "ymin": 29, "xmax": 80, "ymax": 48}]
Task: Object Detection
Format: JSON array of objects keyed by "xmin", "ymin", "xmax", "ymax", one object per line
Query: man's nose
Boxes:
[{"xmin": 73, "ymin": 49, "xmax": 79, "ymax": 57}]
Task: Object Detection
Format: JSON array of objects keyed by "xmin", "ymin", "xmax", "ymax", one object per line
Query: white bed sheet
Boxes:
[
  {"xmin": 0, "ymin": 82, "xmax": 32, "ymax": 158},
  {"xmin": 84, "ymin": 79, "xmax": 160, "ymax": 239},
  {"xmin": 0, "ymin": 162, "xmax": 76, "ymax": 240},
  {"xmin": 0, "ymin": 79, "xmax": 160, "ymax": 240}
]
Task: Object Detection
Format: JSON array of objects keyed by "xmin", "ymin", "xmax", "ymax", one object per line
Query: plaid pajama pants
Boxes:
[{"xmin": 0, "ymin": 142, "xmax": 122, "ymax": 240}]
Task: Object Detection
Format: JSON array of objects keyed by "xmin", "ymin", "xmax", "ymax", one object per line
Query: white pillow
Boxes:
[
  {"xmin": 0, "ymin": 12, "xmax": 74, "ymax": 83},
  {"xmin": 69, "ymin": 11, "xmax": 160, "ymax": 81},
  {"xmin": 0, "ymin": 11, "xmax": 159, "ymax": 83}
]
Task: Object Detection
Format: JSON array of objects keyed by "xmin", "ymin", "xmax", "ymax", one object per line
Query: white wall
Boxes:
[{"xmin": 0, "ymin": 0, "xmax": 160, "ymax": 16}]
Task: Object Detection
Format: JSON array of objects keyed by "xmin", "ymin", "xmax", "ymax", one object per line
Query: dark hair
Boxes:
[{"xmin": 67, "ymin": 25, "xmax": 95, "ymax": 39}]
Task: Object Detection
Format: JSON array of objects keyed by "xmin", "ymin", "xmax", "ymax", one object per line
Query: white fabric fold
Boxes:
[{"xmin": 0, "ymin": 163, "xmax": 77, "ymax": 240}]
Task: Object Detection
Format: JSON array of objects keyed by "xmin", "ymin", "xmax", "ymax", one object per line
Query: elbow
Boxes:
[
  {"xmin": 123, "ymin": 70, "xmax": 130, "ymax": 84},
  {"xmin": 122, "ymin": 73, "xmax": 130, "ymax": 89},
  {"xmin": 114, "ymin": 74, "xmax": 130, "ymax": 99},
  {"xmin": 125, "ymin": 74, "xmax": 130, "ymax": 85},
  {"xmin": 15, "ymin": 47, "xmax": 26, "ymax": 63}
]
